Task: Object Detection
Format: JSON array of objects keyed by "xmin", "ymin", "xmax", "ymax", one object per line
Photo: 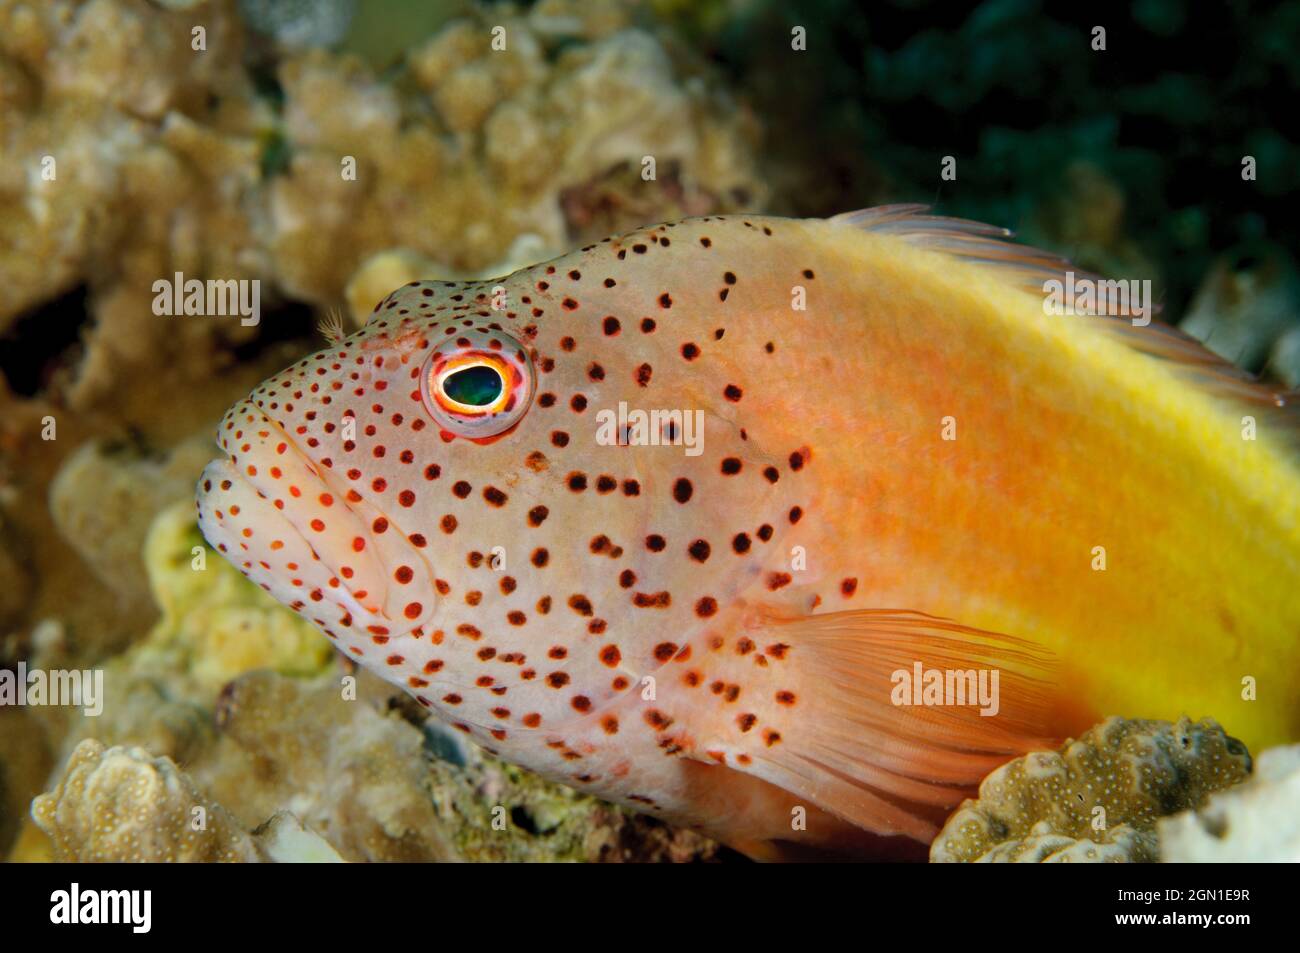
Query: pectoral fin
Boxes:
[{"xmin": 721, "ymin": 608, "xmax": 1062, "ymax": 843}]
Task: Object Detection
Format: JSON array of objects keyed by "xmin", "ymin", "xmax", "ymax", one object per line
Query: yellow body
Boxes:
[{"xmin": 749, "ymin": 217, "xmax": 1299, "ymax": 751}]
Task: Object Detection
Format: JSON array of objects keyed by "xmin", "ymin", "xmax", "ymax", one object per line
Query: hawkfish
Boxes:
[{"xmin": 197, "ymin": 206, "xmax": 1300, "ymax": 860}]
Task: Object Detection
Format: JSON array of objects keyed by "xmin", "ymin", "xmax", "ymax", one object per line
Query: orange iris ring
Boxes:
[{"xmin": 430, "ymin": 354, "xmax": 512, "ymax": 417}]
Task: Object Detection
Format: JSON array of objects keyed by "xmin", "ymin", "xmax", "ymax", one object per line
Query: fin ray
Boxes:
[{"xmin": 729, "ymin": 608, "xmax": 1061, "ymax": 841}]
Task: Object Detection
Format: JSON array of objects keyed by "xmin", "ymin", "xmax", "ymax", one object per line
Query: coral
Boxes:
[
  {"xmin": 18, "ymin": 499, "xmax": 333, "ymax": 770},
  {"xmin": 1178, "ymin": 248, "xmax": 1300, "ymax": 375},
  {"xmin": 972, "ymin": 820, "xmax": 1149, "ymax": 863},
  {"xmin": 238, "ymin": 0, "xmax": 356, "ymax": 49},
  {"xmin": 930, "ymin": 717, "xmax": 1252, "ymax": 863},
  {"xmin": 249, "ymin": 811, "xmax": 345, "ymax": 862},
  {"xmin": 343, "ymin": 249, "xmax": 440, "ymax": 329},
  {"xmin": 0, "ymin": 0, "xmax": 761, "ymax": 417},
  {"xmin": 1160, "ymin": 744, "xmax": 1300, "ymax": 862},
  {"xmin": 48, "ymin": 437, "xmax": 216, "ymax": 613},
  {"xmin": 1029, "ymin": 160, "xmax": 1160, "ymax": 291},
  {"xmin": 0, "ymin": 0, "xmax": 263, "ymax": 403},
  {"xmin": 201, "ymin": 669, "xmax": 720, "ymax": 862},
  {"xmin": 22, "ymin": 668, "xmax": 722, "ymax": 862},
  {"xmin": 0, "ymin": 706, "xmax": 54, "ymax": 855},
  {"xmin": 138, "ymin": 500, "xmax": 335, "ymax": 695},
  {"xmin": 31, "ymin": 739, "xmax": 259, "ymax": 862},
  {"xmin": 1270, "ymin": 325, "xmax": 1300, "ymax": 388},
  {"xmin": 0, "ymin": 508, "xmax": 30, "ymax": 629},
  {"xmin": 204, "ymin": 670, "xmax": 460, "ymax": 862}
]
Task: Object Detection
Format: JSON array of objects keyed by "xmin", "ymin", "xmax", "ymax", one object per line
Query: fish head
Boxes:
[{"xmin": 198, "ymin": 257, "xmax": 793, "ymax": 719}]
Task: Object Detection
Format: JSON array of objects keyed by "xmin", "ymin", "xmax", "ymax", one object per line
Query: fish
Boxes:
[{"xmin": 196, "ymin": 205, "xmax": 1300, "ymax": 860}]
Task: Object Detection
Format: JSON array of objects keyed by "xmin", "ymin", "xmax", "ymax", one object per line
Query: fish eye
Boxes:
[
  {"xmin": 442, "ymin": 365, "xmax": 504, "ymax": 407},
  {"xmin": 420, "ymin": 328, "xmax": 534, "ymax": 439}
]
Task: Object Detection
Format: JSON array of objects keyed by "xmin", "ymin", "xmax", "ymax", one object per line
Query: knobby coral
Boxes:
[{"xmin": 930, "ymin": 717, "xmax": 1252, "ymax": 863}]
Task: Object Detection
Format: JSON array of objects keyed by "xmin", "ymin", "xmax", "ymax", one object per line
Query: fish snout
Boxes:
[{"xmin": 197, "ymin": 402, "xmax": 437, "ymax": 640}]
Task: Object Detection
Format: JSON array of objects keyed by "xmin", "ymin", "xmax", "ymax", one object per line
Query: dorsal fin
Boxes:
[{"xmin": 831, "ymin": 205, "xmax": 1299, "ymax": 449}]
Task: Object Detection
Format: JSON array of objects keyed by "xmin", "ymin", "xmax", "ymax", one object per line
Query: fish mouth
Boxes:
[{"xmin": 196, "ymin": 400, "xmax": 437, "ymax": 641}]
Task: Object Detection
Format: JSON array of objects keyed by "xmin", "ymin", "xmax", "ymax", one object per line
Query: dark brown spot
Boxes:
[{"xmin": 633, "ymin": 591, "xmax": 671, "ymax": 608}]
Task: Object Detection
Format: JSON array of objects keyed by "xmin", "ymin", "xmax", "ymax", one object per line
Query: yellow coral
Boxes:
[{"xmin": 141, "ymin": 500, "xmax": 335, "ymax": 694}]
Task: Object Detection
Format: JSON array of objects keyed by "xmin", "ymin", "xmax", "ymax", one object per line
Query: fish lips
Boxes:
[{"xmin": 196, "ymin": 406, "xmax": 437, "ymax": 639}]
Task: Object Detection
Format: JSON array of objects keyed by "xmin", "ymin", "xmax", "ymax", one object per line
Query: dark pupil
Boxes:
[{"xmin": 444, "ymin": 365, "xmax": 503, "ymax": 406}]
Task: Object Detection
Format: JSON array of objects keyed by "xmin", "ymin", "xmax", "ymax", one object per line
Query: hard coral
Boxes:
[
  {"xmin": 931, "ymin": 717, "xmax": 1252, "ymax": 863},
  {"xmin": 204, "ymin": 669, "xmax": 721, "ymax": 862},
  {"xmin": 1160, "ymin": 743, "xmax": 1300, "ymax": 862},
  {"xmin": 31, "ymin": 738, "xmax": 259, "ymax": 862},
  {"xmin": 1, "ymin": 0, "xmax": 761, "ymax": 409}
]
